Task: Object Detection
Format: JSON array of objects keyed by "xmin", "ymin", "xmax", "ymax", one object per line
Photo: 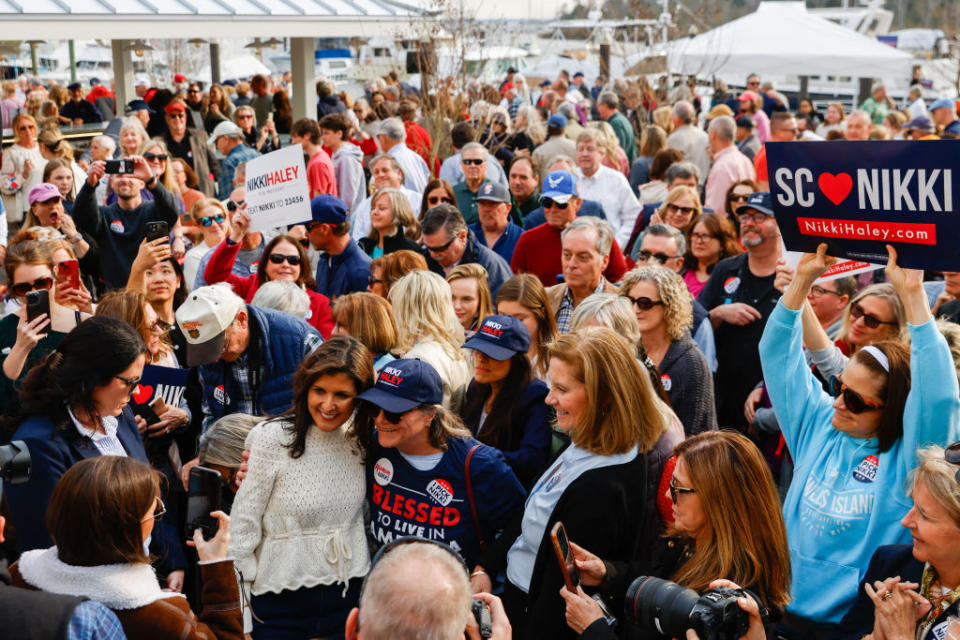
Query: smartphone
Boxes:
[
  {"xmin": 105, "ymin": 159, "xmax": 134, "ymax": 174},
  {"xmin": 57, "ymin": 259, "xmax": 81, "ymax": 291},
  {"xmin": 145, "ymin": 221, "xmax": 169, "ymax": 243},
  {"xmin": 185, "ymin": 466, "xmax": 223, "ymax": 541},
  {"xmin": 25, "ymin": 289, "xmax": 50, "ymax": 324},
  {"xmin": 550, "ymin": 521, "xmax": 579, "ymax": 591},
  {"xmin": 132, "ymin": 401, "xmax": 161, "ymax": 426},
  {"xmin": 150, "ymin": 396, "xmax": 168, "ymax": 416},
  {"xmin": 267, "ymin": 112, "xmax": 274, "ymax": 123}
]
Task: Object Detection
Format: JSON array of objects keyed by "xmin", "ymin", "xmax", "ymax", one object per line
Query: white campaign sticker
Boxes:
[
  {"xmin": 426, "ymin": 479, "xmax": 454, "ymax": 506},
  {"xmin": 373, "ymin": 458, "xmax": 394, "ymax": 486}
]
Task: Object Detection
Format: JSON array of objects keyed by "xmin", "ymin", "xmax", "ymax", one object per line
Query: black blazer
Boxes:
[
  {"xmin": 358, "ymin": 227, "xmax": 421, "ymax": 257},
  {"xmin": 834, "ymin": 544, "xmax": 959, "ymax": 640},
  {"xmin": 481, "ymin": 450, "xmax": 660, "ymax": 640}
]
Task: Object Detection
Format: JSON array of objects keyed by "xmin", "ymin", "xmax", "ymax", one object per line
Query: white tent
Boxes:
[{"xmin": 667, "ymin": 1, "xmax": 914, "ymax": 82}]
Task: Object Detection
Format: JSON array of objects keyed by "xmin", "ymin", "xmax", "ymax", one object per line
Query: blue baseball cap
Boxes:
[
  {"xmin": 464, "ymin": 315, "xmax": 530, "ymax": 361},
  {"xmin": 540, "ymin": 170, "xmax": 580, "ymax": 203},
  {"xmin": 904, "ymin": 115, "xmax": 935, "ymax": 133},
  {"xmin": 125, "ymin": 99, "xmax": 155, "ymax": 115},
  {"xmin": 547, "ymin": 113, "xmax": 568, "ymax": 129},
  {"xmin": 357, "ymin": 359, "xmax": 444, "ymax": 413},
  {"xmin": 309, "ymin": 194, "xmax": 348, "ymax": 224},
  {"xmin": 736, "ymin": 191, "xmax": 774, "ymax": 216},
  {"xmin": 930, "ymin": 97, "xmax": 957, "ymax": 113}
]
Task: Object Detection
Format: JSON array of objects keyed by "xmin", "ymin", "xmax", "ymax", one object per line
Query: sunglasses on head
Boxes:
[
  {"xmin": 637, "ymin": 250, "xmax": 676, "ymax": 264},
  {"xmin": 198, "ymin": 213, "xmax": 226, "ymax": 226},
  {"xmin": 850, "ymin": 303, "xmax": 896, "ymax": 330},
  {"xmin": 12, "ymin": 276, "xmax": 54, "ymax": 297},
  {"xmin": 144, "ymin": 153, "xmax": 168, "ymax": 162},
  {"xmin": 828, "ymin": 375, "xmax": 884, "ymax": 414},
  {"xmin": 541, "ymin": 198, "xmax": 569, "ymax": 210},
  {"xmin": 622, "ymin": 294, "xmax": 664, "ymax": 311},
  {"xmin": 462, "ymin": 158, "xmax": 485, "ymax": 166},
  {"xmin": 267, "ymin": 253, "xmax": 301, "ymax": 266},
  {"xmin": 945, "ymin": 441, "xmax": 960, "ymax": 484},
  {"xmin": 669, "ymin": 476, "xmax": 696, "ymax": 503}
]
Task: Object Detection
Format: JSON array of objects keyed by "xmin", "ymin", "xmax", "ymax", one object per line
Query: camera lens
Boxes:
[{"xmin": 625, "ymin": 576, "xmax": 700, "ymax": 637}]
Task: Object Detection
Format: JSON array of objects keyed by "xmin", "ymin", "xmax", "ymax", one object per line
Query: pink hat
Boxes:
[
  {"xmin": 28, "ymin": 183, "xmax": 61, "ymax": 205},
  {"xmin": 738, "ymin": 90, "xmax": 759, "ymax": 102}
]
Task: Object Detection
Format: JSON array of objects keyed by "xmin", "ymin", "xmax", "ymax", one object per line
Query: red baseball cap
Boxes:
[
  {"xmin": 174, "ymin": 73, "xmax": 187, "ymax": 83},
  {"xmin": 501, "ymin": 82, "xmax": 516, "ymax": 94},
  {"xmin": 165, "ymin": 101, "xmax": 187, "ymax": 114}
]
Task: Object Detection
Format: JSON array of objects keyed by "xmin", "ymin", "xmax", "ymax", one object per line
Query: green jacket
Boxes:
[
  {"xmin": 607, "ymin": 111, "xmax": 638, "ymax": 165},
  {"xmin": 453, "ymin": 179, "xmax": 491, "ymax": 225}
]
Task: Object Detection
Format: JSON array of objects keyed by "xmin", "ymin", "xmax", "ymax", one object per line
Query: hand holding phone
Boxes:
[
  {"xmin": 56, "ymin": 259, "xmax": 81, "ymax": 292},
  {"xmin": 104, "ymin": 159, "xmax": 135, "ymax": 174},
  {"xmin": 185, "ymin": 466, "xmax": 223, "ymax": 541},
  {"xmin": 551, "ymin": 522, "xmax": 580, "ymax": 592},
  {"xmin": 146, "ymin": 221, "xmax": 169, "ymax": 243},
  {"xmin": 26, "ymin": 289, "xmax": 50, "ymax": 324}
]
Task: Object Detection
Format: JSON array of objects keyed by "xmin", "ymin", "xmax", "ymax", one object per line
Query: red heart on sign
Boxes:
[
  {"xmin": 818, "ymin": 172, "xmax": 853, "ymax": 206},
  {"xmin": 133, "ymin": 384, "xmax": 154, "ymax": 405}
]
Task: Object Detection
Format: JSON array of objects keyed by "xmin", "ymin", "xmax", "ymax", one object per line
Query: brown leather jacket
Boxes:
[{"xmin": 11, "ymin": 559, "xmax": 243, "ymax": 640}]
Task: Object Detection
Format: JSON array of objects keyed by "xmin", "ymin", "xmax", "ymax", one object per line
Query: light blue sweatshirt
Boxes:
[{"xmin": 759, "ymin": 301, "xmax": 960, "ymax": 624}]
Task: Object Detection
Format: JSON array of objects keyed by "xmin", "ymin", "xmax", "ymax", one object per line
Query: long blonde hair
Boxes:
[
  {"xmin": 369, "ymin": 187, "xmax": 420, "ymax": 242},
  {"xmin": 446, "ymin": 263, "xmax": 493, "ymax": 329},
  {"xmin": 548, "ymin": 327, "xmax": 666, "ymax": 455},
  {"xmin": 669, "ymin": 431, "xmax": 792, "ymax": 609},
  {"xmin": 389, "ymin": 270, "xmax": 465, "ymax": 360},
  {"xmin": 138, "ymin": 139, "xmax": 179, "ymax": 197}
]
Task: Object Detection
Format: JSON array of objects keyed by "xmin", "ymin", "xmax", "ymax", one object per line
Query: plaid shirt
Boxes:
[
  {"xmin": 555, "ymin": 280, "xmax": 607, "ymax": 334},
  {"xmin": 200, "ymin": 351, "xmax": 256, "ymax": 431},
  {"xmin": 69, "ymin": 601, "xmax": 128, "ymax": 640}
]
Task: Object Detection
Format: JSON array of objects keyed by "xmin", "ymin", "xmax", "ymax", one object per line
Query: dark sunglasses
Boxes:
[
  {"xmin": 665, "ymin": 203, "xmax": 696, "ymax": 216},
  {"xmin": 541, "ymin": 198, "xmax": 569, "ymax": 210},
  {"xmin": 167, "ymin": 113, "xmax": 186, "ymax": 119},
  {"xmin": 425, "ymin": 236, "xmax": 456, "ymax": 254},
  {"xmin": 945, "ymin": 441, "xmax": 960, "ymax": 484},
  {"xmin": 637, "ymin": 250, "xmax": 676, "ymax": 263},
  {"xmin": 669, "ymin": 476, "xmax": 695, "ymax": 503},
  {"xmin": 828, "ymin": 375, "xmax": 884, "ymax": 414},
  {"xmin": 623, "ymin": 294, "xmax": 664, "ymax": 311},
  {"xmin": 267, "ymin": 253, "xmax": 302, "ymax": 266},
  {"xmin": 198, "ymin": 213, "xmax": 226, "ymax": 227},
  {"xmin": 144, "ymin": 153, "xmax": 168, "ymax": 162},
  {"xmin": 728, "ymin": 193, "xmax": 751, "ymax": 203},
  {"xmin": 12, "ymin": 276, "xmax": 54, "ymax": 297},
  {"xmin": 850, "ymin": 303, "xmax": 897, "ymax": 330},
  {"xmin": 368, "ymin": 276, "xmax": 383, "ymax": 287},
  {"xmin": 427, "ymin": 196, "xmax": 453, "ymax": 206},
  {"xmin": 461, "ymin": 158, "xmax": 485, "ymax": 166}
]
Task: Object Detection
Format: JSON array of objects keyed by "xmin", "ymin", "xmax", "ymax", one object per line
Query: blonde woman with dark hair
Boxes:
[
  {"xmin": 619, "ymin": 265, "xmax": 716, "ymax": 436},
  {"xmin": 564, "ymin": 431, "xmax": 792, "ymax": 638},
  {"xmin": 446, "ymin": 263, "xmax": 493, "ymax": 335},
  {"xmin": 473, "ymin": 326, "xmax": 672, "ymax": 640},
  {"xmin": 358, "ymin": 187, "xmax": 422, "ymax": 258}
]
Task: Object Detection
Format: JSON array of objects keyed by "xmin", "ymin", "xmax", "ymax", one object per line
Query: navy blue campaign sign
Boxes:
[
  {"xmin": 131, "ymin": 364, "xmax": 189, "ymax": 408},
  {"xmin": 766, "ymin": 140, "xmax": 960, "ymax": 271}
]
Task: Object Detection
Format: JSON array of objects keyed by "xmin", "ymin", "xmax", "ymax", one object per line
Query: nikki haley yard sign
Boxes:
[
  {"xmin": 766, "ymin": 140, "xmax": 959, "ymax": 271},
  {"xmin": 244, "ymin": 144, "xmax": 311, "ymax": 233}
]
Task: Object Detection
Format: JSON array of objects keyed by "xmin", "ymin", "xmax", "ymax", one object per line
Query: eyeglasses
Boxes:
[
  {"xmin": 541, "ymin": 198, "xmax": 570, "ymax": 210},
  {"xmin": 167, "ymin": 113, "xmax": 186, "ymax": 119},
  {"xmin": 728, "ymin": 193, "xmax": 751, "ymax": 203},
  {"xmin": 368, "ymin": 276, "xmax": 383, "ymax": 287},
  {"xmin": 114, "ymin": 374, "xmax": 142, "ymax": 394},
  {"xmin": 665, "ymin": 203, "xmax": 696, "ymax": 217},
  {"xmin": 140, "ymin": 497, "xmax": 167, "ymax": 522},
  {"xmin": 11, "ymin": 276, "xmax": 54, "ymax": 297},
  {"xmin": 267, "ymin": 253, "xmax": 302, "ymax": 266},
  {"xmin": 17, "ymin": 125, "xmax": 37, "ymax": 131},
  {"xmin": 690, "ymin": 232, "xmax": 716, "ymax": 243},
  {"xmin": 461, "ymin": 158, "xmax": 485, "ymax": 166},
  {"xmin": 188, "ymin": 89, "xmax": 201, "ymax": 94},
  {"xmin": 747, "ymin": 81, "xmax": 760, "ymax": 87},
  {"xmin": 637, "ymin": 250, "xmax": 677, "ymax": 264},
  {"xmin": 144, "ymin": 153, "xmax": 168, "ymax": 162},
  {"xmin": 737, "ymin": 212, "xmax": 771, "ymax": 225},
  {"xmin": 850, "ymin": 302, "xmax": 897, "ymax": 329},
  {"xmin": 237, "ymin": 114, "xmax": 254, "ymax": 120},
  {"xmin": 198, "ymin": 213, "xmax": 226, "ymax": 227},
  {"xmin": 809, "ymin": 285, "xmax": 841, "ymax": 299},
  {"xmin": 425, "ymin": 236, "xmax": 457, "ymax": 254},
  {"xmin": 623, "ymin": 294, "xmax": 664, "ymax": 311},
  {"xmin": 945, "ymin": 441, "xmax": 960, "ymax": 484},
  {"xmin": 427, "ymin": 196, "xmax": 453, "ymax": 206},
  {"xmin": 669, "ymin": 476, "xmax": 696, "ymax": 503},
  {"xmin": 828, "ymin": 375, "xmax": 884, "ymax": 414},
  {"xmin": 148, "ymin": 320, "xmax": 168, "ymax": 335}
]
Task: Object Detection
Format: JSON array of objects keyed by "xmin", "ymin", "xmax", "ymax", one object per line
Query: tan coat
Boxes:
[{"xmin": 545, "ymin": 279, "xmax": 619, "ymax": 317}]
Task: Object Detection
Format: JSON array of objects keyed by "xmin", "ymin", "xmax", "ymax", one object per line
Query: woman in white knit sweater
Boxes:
[{"xmin": 228, "ymin": 335, "xmax": 374, "ymax": 640}]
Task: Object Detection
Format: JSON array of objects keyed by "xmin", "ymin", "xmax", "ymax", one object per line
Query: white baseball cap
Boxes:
[
  {"xmin": 209, "ymin": 120, "xmax": 244, "ymax": 146},
  {"xmin": 175, "ymin": 284, "xmax": 244, "ymax": 366}
]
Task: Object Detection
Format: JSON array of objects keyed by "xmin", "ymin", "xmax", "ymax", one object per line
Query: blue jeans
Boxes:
[{"xmin": 251, "ymin": 578, "xmax": 362, "ymax": 640}]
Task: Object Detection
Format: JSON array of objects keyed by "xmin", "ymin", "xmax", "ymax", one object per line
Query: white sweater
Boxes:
[{"xmin": 228, "ymin": 417, "xmax": 369, "ymax": 596}]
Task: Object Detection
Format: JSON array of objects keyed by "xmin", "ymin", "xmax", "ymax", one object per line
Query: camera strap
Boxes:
[{"xmin": 464, "ymin": 444, "xmax": 486, "ymax": 552}]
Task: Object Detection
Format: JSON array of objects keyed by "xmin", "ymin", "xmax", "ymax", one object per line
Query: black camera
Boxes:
[
  {"xmin": 471, "ymin": 598, "xmax": 492, "ymax": 639},
  {"xmin": 625, "ymin": 576, "xmax": 758, "ymax": 640},
  {"xmin": 0, "ymin": 441, "xmax": 31, "ymax": 499}
]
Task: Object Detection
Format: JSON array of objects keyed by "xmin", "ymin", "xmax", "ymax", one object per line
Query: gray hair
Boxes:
[
  {"xmin": 708, "ymin": 115, "xmax": 736, "ymax": 142},
  {"xmin": 460, "ymin": 141, "xmax": 486, "ymax": 158},
  {"xmin": 198, "ymin": 414, "xmax": 262, "ymax": 468},
  {"xmin": 639, "ymin": 223, "xmax": 687, "ymax": 256},
  {"xmin": 378, "ymin": 117, "xmax": 406, "ymax": 142},
  {"xmin": 93, "ymin": 135, "xmax": 117, "ymax": 155},
  {"xmin": 561, "ymin": 216, "xmax": 614, "ymax": 257},
  {"xmin": 250, "ymin": 281, "xmax": 311, "ymax": 319},
  {"xmin": 358, "ymin": 542, "xmax": 472, "ymax": 640},
  {"xmin": 847, "ymin": 110, "xmax": 872, "ymax": 126},
  {"xmin": 557, "ymin": 101, "xmax": 577, "ymax": 120},
  {"xmin": 672, "ymin": 100, "xmax": 695, "ymax": 125},
  {"xmin": 871, "ymin": 82, "xmax": 886, "ymax": 94},
  {"xmin": 665, "ymin": 161, "xmax": 701, "ymax": 185},
  {"xmin": 547, "ymin": 156, "xmax": 577, "ymax": 173},
  {"xmin": 421, "ymin": 203, "xmax": 467, "ymax": 239},
  {"xmin": 570, "ymin": 293, "xmax": 639, "ymax": 345},
  {"xmin": 598, "ymin": 91, "xmax": 619, "ymax": 109},
  {"xmin": 370, "ymin": 153, "xmax": 403, "ymax": 178}
]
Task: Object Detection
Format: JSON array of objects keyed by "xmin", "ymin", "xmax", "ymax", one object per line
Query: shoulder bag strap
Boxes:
[{"xmin": 464, "ymin": 443, "xmax": 487, "ymax": 552}]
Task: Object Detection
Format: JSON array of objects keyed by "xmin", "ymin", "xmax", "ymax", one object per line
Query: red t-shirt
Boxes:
[{"xmin": 307, "ymin": 149, "xmax": 338, "ymax": 198}]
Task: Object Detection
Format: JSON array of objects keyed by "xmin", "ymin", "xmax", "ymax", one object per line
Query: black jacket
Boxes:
[
  {"xmin": 358, "ymin": 227, "xmax": 421, "ymax": 257},
  {"xmin": 423, "ymin": 231, "xmax": 513, "ymax": 297},
  {"xmin": 658, "ymin": 333, "xmax": 717, "ymax": 437}
]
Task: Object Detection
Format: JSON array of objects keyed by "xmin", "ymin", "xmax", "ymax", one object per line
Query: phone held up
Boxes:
[
  {"xmin": 104, "ymin": 159, "xmax": 135, "ymax": 174},
  {"xmin": 56, "ymin": 259, "xmax": 81, "ymax": 292},
  {"xmin": 185, "ymin": 466, "xmax": 222, "ymax": 541},
  {"xmin": 26, "ymin": 289, "xmax": 50, "ymax": 324},
  {"xmin": 145, "ymin": 221, "xmax": 169, "ymax": 243}
]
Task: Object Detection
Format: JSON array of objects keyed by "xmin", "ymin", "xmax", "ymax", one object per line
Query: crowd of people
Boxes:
[{"xmin": 1, "ymin": 64, "xmax": 960, "ymax": 640}]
